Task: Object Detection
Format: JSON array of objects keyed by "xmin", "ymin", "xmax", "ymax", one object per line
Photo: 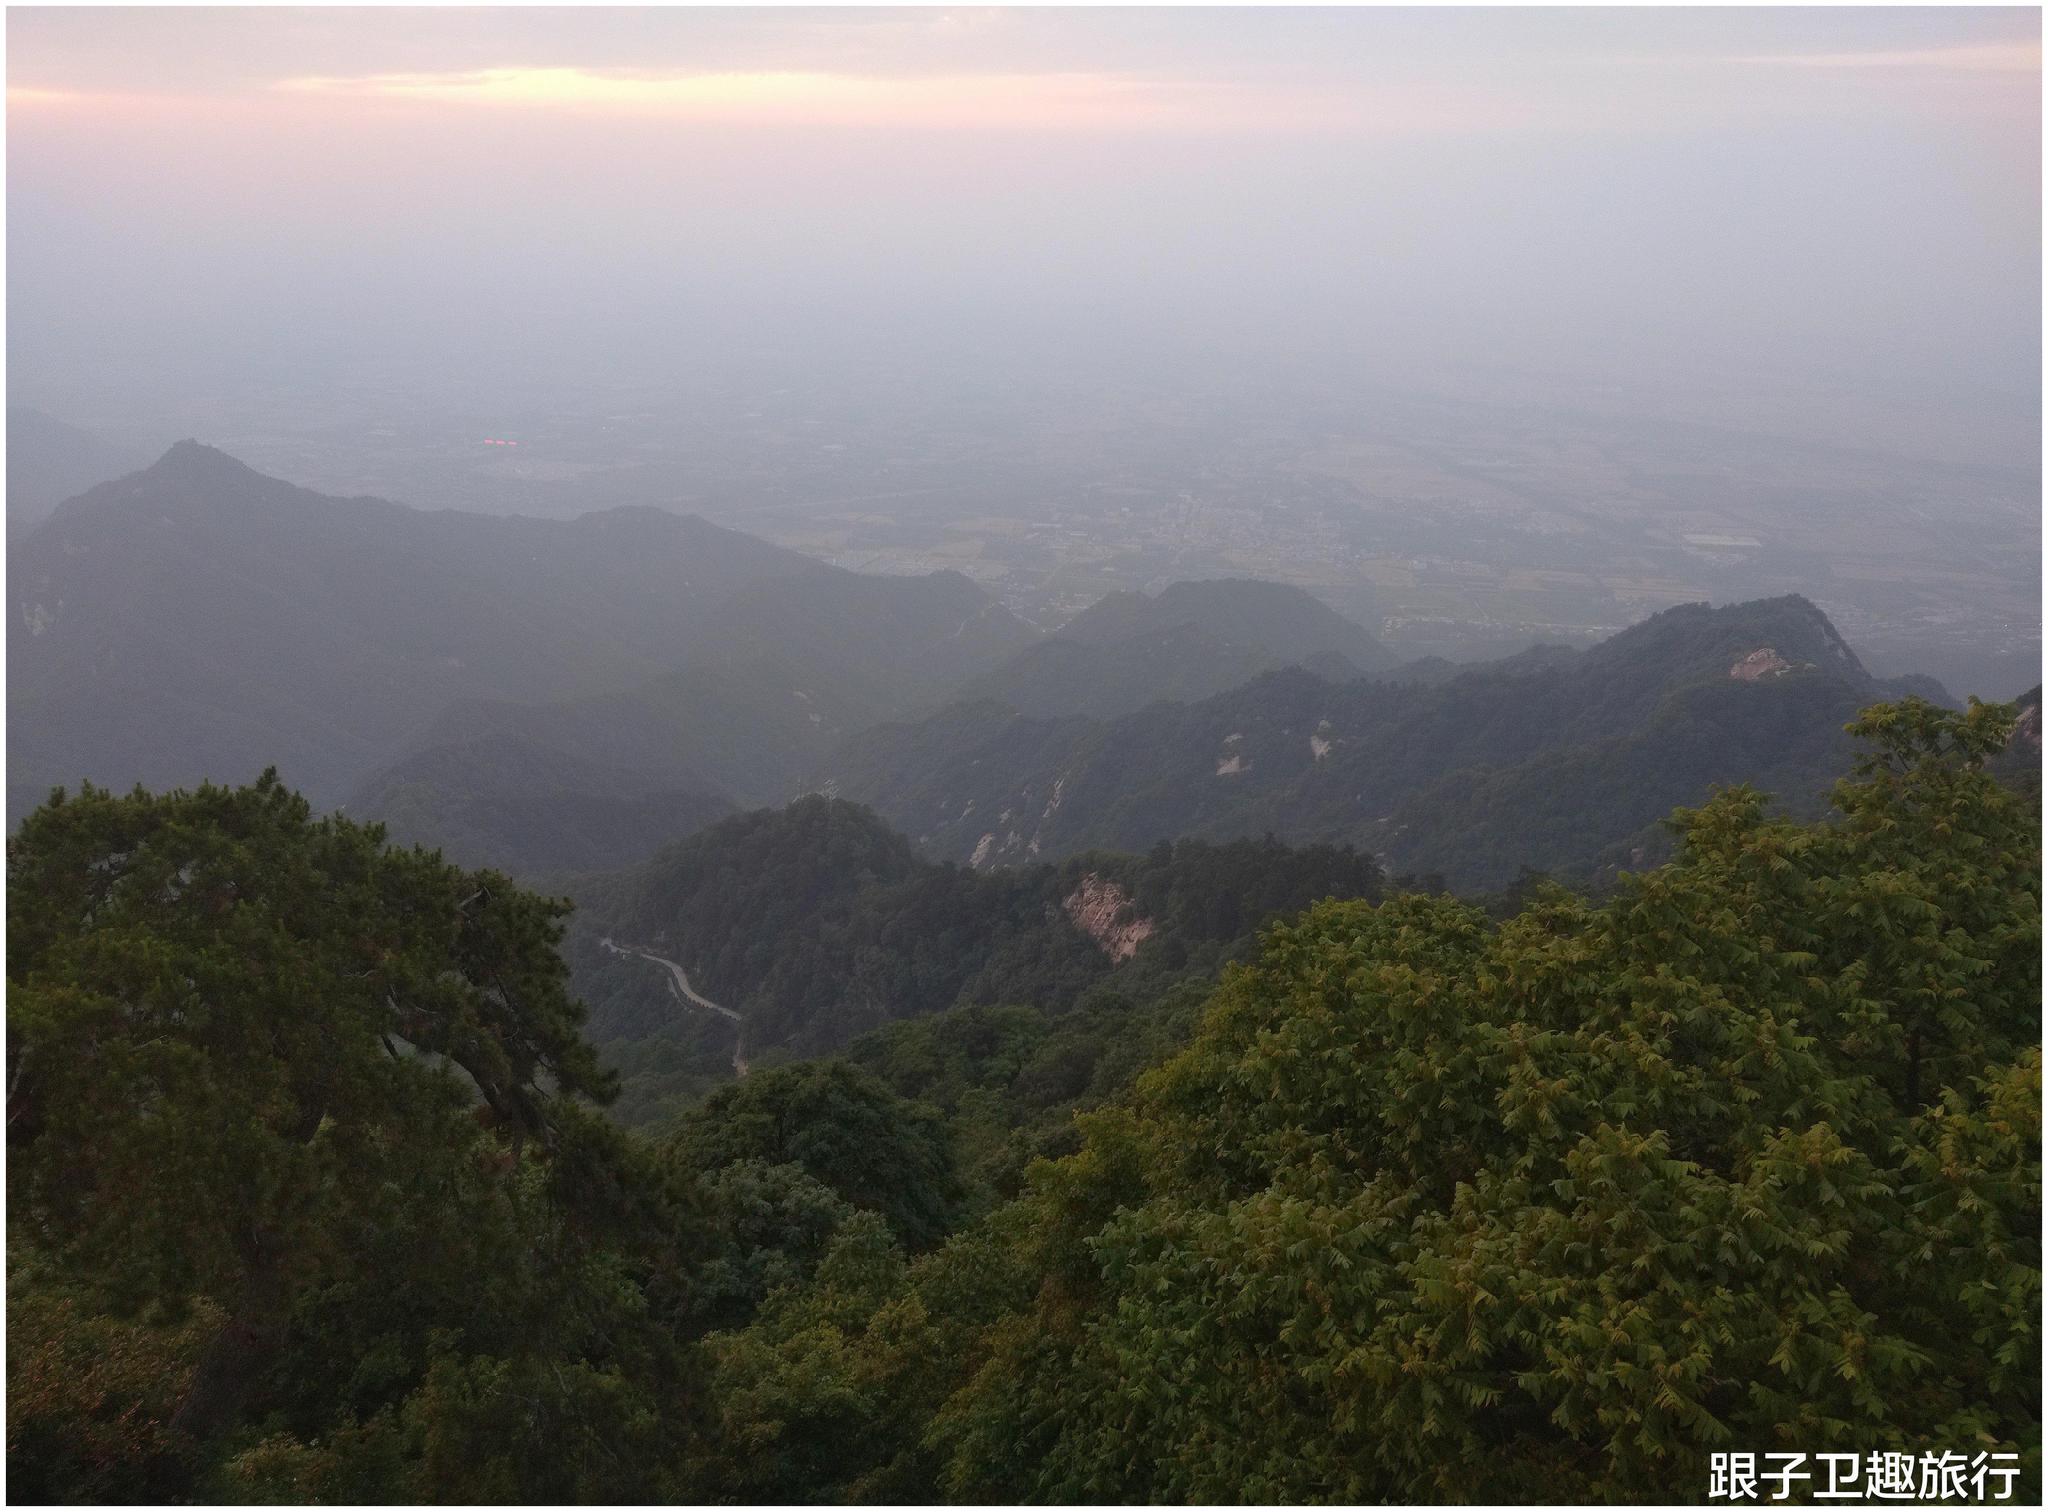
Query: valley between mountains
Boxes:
[{"xmin": 12, "ymin": 441, "xmax": 2036, "ymax": 1125}]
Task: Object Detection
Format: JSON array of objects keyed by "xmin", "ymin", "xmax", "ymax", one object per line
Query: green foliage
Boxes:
[
  {"xmin": 13, "ymin": 696, "xmax": 2037, "ymax": 1505},
  {"xmin": 906, "ymin": 695, "xmax": 2040, "ymax": 1502},
  {"xmin": 686, "ymin": 1212, "xmax": 915, "ymax": 1502},
  {"xmin": 686, "ymin": 1161, "xmax": 859, "ymax": 1335},
  {"xmin": 687, "ymin": 1208, "xmax": 1045, "ymax": 1503},
  {"xmin": 572, "ymin": 798, "xmax": 1382, "ymax": 1121},
  {"xmin": 6, "ymin": 1247, "xmax": 221, "ymax": 1503},
  {"xmin": 7, "ymin": 773, "xmax": 700, "ymax": 1499},
  {"xmin": 677, "ymin": 695, "xmax": 2038, "ymax": 1503},
  {"xmin": 841, "ymin": 983, "xmax": 1216, "ymax": 1213},
  {"xmin": 11, "ymin": 772, "xmax": 605, "ymax": 1305},
  {"xmin": 584, "ymin": 796, "xmax": 1096, "ymax": 1060},
  {"xmin": 668, "ymin": 1061, "xmax": 962, "ymax": 1249}
]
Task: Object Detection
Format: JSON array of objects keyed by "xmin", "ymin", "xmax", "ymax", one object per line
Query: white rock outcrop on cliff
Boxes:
[
  {"xmin": 1061, "ymin": 873, "xmax": 1155, "ymax": 963},
  {"xmin": 1729, "ymin": 647, "xmax": 1792, "ymax": 681}
]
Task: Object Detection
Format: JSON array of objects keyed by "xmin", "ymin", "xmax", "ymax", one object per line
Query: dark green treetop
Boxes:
[{"xmin": 8, "ymin": 771, "xmax": 619, "ymax": 1462}]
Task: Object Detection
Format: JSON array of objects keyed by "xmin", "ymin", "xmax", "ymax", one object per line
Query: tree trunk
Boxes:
[{"xmin": 167, "ymin": 1260, "xmax": 291, "ymax": 1445}]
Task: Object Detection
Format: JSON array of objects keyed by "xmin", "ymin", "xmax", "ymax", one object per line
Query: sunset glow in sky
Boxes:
[
  {"xmin": 8, "ymin": 7, "xmax": 2040, "ymax": 463},
  {"xmin": 262, "ymin": 65, "xmax": 1335, "ymax": 131}
]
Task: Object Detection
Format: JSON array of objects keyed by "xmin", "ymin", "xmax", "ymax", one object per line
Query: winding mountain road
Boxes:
[{"xmin": 601, "ymin": 937, "xmax": 749, "ymax": 1074}]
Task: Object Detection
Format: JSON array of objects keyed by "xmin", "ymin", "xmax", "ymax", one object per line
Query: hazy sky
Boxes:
[{"xmin": 8, "ymin": 7, "xmax": 2041, "ymax": 462}]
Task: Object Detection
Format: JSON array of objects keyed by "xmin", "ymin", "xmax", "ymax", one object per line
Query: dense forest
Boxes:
[
  {"xmin": 8, "ymin": 696, "xmax": 2039, "ymax": 1502},
  {"xmin": 563, "ymin": 798, "xmax": 1388, "ymax": 1125}
]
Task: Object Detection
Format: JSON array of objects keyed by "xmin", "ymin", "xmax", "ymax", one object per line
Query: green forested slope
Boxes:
[
  {"xmin": 825, "ymin": 595, "xmax": 1956, "ymax": 889},
  {"xmin": 8, "ymin": 774, "xmax": 702, "ymax": 1502},
  {"xmin": 566, "ymin": 797, "xmax": 1386, "ymax": 1123},
  {"xmin": 354, "ymin": 576, "xmax": 1384, "ymax": 868},
  {"xmin": 9, "ymin": 696, "xmax": 2037, "ymax": 1503},
  {"xmin": 686, "ymin": 696, "xmax": 2042, "ymax": 1503}
]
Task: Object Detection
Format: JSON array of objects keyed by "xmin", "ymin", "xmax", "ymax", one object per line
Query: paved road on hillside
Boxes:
[{"xmin": 601, "ymin": 937, "xmax": 749, "ymax": 1074}]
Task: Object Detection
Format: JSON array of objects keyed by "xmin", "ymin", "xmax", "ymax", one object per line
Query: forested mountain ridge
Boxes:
[
  {"xmin": 722, "ymin": 697, "xmax": 2038, "ymax": 1504},
  {"xmin": 821, "ymin": 594, "xmax": 1956, "ymax": 890},
  {"xmin": 563, "ymin": 796, "xmax": 1386, "ymax": 1124},
  {"xmin": 15, "ymin": 441, "xmax": 1406, "ymax": 868},
  {"xmin": 382, "ymin": 652, "xmax": 876, "ymax": 814},
  {"xmin": 679, "ymin": 567, "xmax": 1040, "ymax": 715},
  {"xmin": 357, "ymin": 574, "xmax": 1391, "ymax": 866},
  {"xmin": 1056, "ymin": 578, "xmax": 1386, "ymax": 660},
  {"xmin": 1988, "ymin": 683, "xmax": 2042, "ymax": 796}
]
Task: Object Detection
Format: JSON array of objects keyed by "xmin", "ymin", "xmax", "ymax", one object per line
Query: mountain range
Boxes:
[
  {"xmin": 12, "ymin": 437, "xmax": 2035, "ymax": 1125},
  {"xmin": 9, "ymin": 444, "xmax": 1401, "ymax": 859},
  {"xmin": 820, "ymin": 594, "xmax": 1950, "ymax": 891},
  {"xmin": 11, "ymin": 441, "xmax": 1993, "ymax": 903}
]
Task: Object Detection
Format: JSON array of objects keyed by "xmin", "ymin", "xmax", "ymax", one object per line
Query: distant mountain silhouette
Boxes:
[
  {"xmin": 955, "ymin": 578, "xmax": 1393, "ymax": 719},
  {"xmin": 7, "ymin": 442, "xmax": 1027, "ymax": 820},
  {"xmin": 12, "ymin": 442, "xmax": 1980, "ymax": 894}
]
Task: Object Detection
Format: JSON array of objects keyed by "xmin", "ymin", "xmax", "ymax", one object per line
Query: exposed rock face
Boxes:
[
  {"xmin": 1730, "ymin": 647, "xmax": 1792, "ymax": 681},
  {"xmin": 1062, "ymin": 872, "xmax": 1155, "ymax": 963}
]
